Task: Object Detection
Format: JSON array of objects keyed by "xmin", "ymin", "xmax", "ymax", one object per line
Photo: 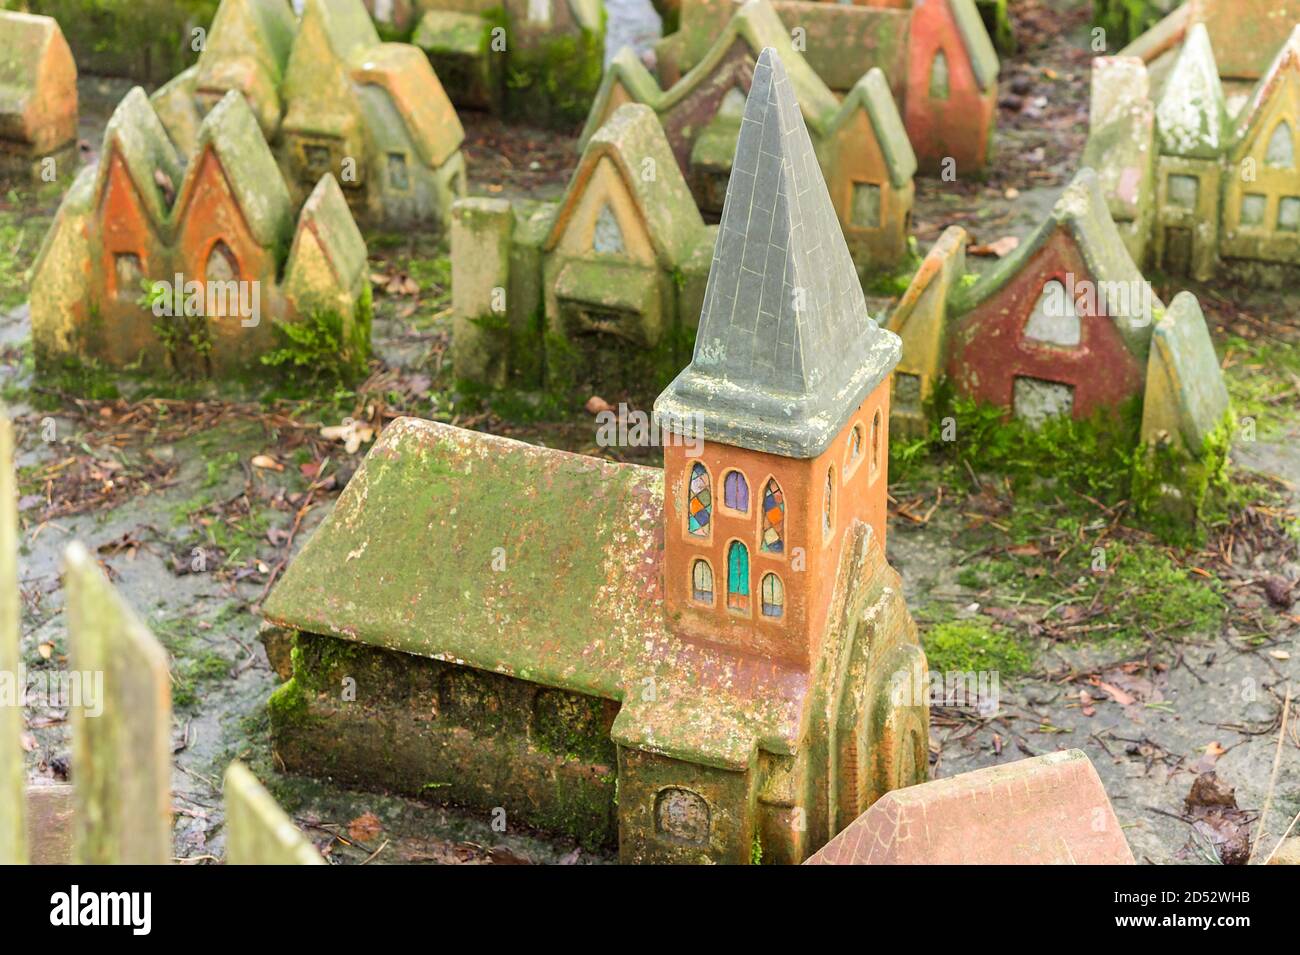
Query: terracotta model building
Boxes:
[
  {"xmin": 1087, "ymin": 3, "xmax": 1300, "ymax": 279},
  {"xmin": 653, "ymin": 0, "xmax": 998, "ymax": 173},
  {"xmin": 583, "ymin": 1, "xmax": 917, "ymax": 277},
  {"xmin": 262, "ymin": 49, "xmax": 929, "ymax": 864},
  {"xmin": 0, "ymin": 10, "xmax": 78, "ymax": 183},
  {"xmin": 887, "ymin": 168, "xmax": 1232, "ymax": 516},
  {"xmin": 152, "ymin": 0, "xmax": 467, "ymax": 232},
  {"xmin": 451, "ymin": 103, "xmax": 717, "ymax": 395},
  {"xmin": 29, "ymin": 88, "xmax": 371, "ymax": 379}
]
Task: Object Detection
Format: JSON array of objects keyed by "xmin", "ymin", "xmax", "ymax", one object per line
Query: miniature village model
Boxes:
[
  {"xmin": 349, "ymin": 0, "xmax": 606, "ymax": 126},
  {"xmin": 584, "ymin": 1, "xmax": 917, "ymax": 280},
  {"xmin": 29, "ymin": 87, "xmax": 371, "ymax": 379},
  {"xmin": 262, "ymin": 50, "xmax": 930, "ymax": 865},
  {"xmin": 887, "ymin": 168, "xmax": 1232, "ymax": 518},
  {"xmin": 653, "ymin": 0, "xmax": 998, "ymax": 173},
  {"xmin": 451, "ymin": 102, "xmax": 716, "ymax": 395},
  {"xmin": 0, "ymin": 10, "xmax": 77, "ymax": 183},
  {"xmin": 152, "ymin": 0, "xmax": 467, "ymax": 232},
  {"xmin": 1085, "ymin": 2, "xmax": 1300, "ymax": 279}
]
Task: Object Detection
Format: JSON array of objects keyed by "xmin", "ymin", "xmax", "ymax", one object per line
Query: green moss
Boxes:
[
  {"xmin": 1131, "ymin": 410, "xmax": 1235, "ymax": 541},
  {"xmin": 260, "ymin": 297, "xmax": 371, "ymax": 393},
  {"xmin": 750, "ymin": 830, "xmax": 763, "ymax": 865},
  {"xmin": 1092, "ymin": 0, "xmax": 1167, "ymax": 48},
  {"xmin": 920, "ymin": 619, "xmax": 1032, "ymax": 675},
  {"xmin": 502, "ymin": 8, "xmax": 606, "ymax": 128}
]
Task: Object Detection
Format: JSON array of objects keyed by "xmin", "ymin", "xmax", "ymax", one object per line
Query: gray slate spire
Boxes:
[{"xmin": 654, "ymin": 47, "xmax": 900, "ymax": 458}]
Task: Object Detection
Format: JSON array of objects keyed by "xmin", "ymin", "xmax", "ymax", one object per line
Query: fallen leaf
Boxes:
[
  {"xmin": 1090, "ymin": 678, "xmax": 1135, "ymax": 707},
  {"xmin": 37, "ymin": 642, "xmax": 54, "ymax": 660},
  {"xmin": 968, "ymin": 236, "xmax": 1020, "ymax": 258},
  {"xmin": 347, "ymin": 811, "xmax": 383, "ymax": 843},
  {"xmin": 585, "ymin": 395, "xmax": 613, "ymax": 415},
  {"xmin": 251, "ymin": 454, "xmax": 284, "ymax": 472},
  {"xmin": 1269, "ymin": 649, "xmax": 1291, "ymax": 661}
]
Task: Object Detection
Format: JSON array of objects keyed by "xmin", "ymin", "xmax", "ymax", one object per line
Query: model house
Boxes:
[
  {"xmin": 29, "ymin": 88, "xmax": 370, "ymax": 379},
  {"xmin": 151, "ymin": 0, "xmax": 466, "ymax": 232},
  {"xmin": 654, "ymin": 0, "xmax": 998, "ymax": 173},
  {"xmin": 0, "ymin": 11, "xmax": 78, "ymax": 183},
  {"xmin": 262, "ymin": 49, "xmax": 929, "ymax": 864}
]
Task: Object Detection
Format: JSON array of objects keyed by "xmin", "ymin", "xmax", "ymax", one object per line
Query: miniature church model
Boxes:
[
  {"xmin": 1087, "ymin": 3, "xmax": 1300, "ymax": 279},
  {"xmin": 888, "ymin": 168, "xmax": 1232, "ymax": 517},
  {"xmin": 262, "ymin": 49, "xmax": 928, "ymax": 865},
  {"xmin": 151, "ymin": 0, "xmax": 467, "ymax": 232},
  {"xmin": 29, "ymin": 88, "xmax": 370, "ymax": 380},
  {"xmin": 654, "ymin": 0, "xmax": 999, "ymax": 174},
  {"xmin": 0, "ymin": 11, "xmax": 78, "ymax": 183},
  {"xmin": 581, "ymin": 1, "xmax": 917, "ymax": 278}
]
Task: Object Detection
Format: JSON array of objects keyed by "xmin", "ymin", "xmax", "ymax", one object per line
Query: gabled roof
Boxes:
[
  {"xmin": 1231, "ymin": 24, "xmax": 1300, "ymax": 147},
  {"xmin": 178, "ymin": 90, "xmax": 293, "ymax": 251},
  {"xmin": 547, "ymin": 104, "xmax": 705, "ymax": 266},
  {"xmin": 1155, "ymin": 23, "xmax": 1227, "ymax": 158},
  {"xmin": 958, "ymin": 168, "xmax": 1160, "ymax": 360},
  {"xmin": 578, "ymin": 47, "xmax": 664, "ymax": 149},
  {"xmin": 948, "ymin": 0, "xmax": 1000, "ymax": 93},
  {"xmin": 1143, "ymin": 291, "xmax": 1231, "ymax": 452},
  {"xmin": 304, "ymin": 0, "xmax": 380, "ymax": 64},
  {"xmin": 93, "ymin": 87, "xmax": 186, "ymax": 229},
  {"xmin": 655, "ymin": 48, "xmax": 900, "ymax": 458},
  {"xmin": 263, "ymin": 417, "xmax": 807, "ymax": 770},
  {"xmin": 0, "ymin": 11, "xmax": 75, "ymax": 147},
  {"xmin": 195, "ymin": 0, "xmax": 297, "ymax": 89},
  {"xmin": 352, "ymin": 43, "xmax": 464, "ymax": 168},
  {"xmin": 1083, "ymin": 56, "xmax": 1154, "ymax": 223},
  {"xmin": 834, "ymin": 67, "xmax": 916, "ymax": 188},
  {"xmin": 286, "ymin": 174, "xmax": 367, "ymax": 292}
]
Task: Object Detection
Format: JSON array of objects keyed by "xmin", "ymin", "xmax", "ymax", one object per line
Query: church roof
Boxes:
[
  {"xmin": 1231, "ymin": 24, "xmax": 1300, "ymax": 146},
  {"xmin": 547, "ymin": 103, "xmax": 706, "ymax": 266},
  {"xmin": 263, "ymin": 417, "xmax": 808, "ymax": 770},
  {"xmin": 654, "ymin": 48, "xmax": 900, "ymax": 458},
  {"xmin": 836, "ymin": 67, "xmax": 917, "ymax": 188},
  {"xmin": 949, "ymin": 0, "xmax": 1000, "ymax": 93},
  {"xmin": 93, "ymin": 87, "xmax": 187, "ymax": 229},
  {"xmin": 351, "ymin": 43, "xmax": 464, "ymax": 168}
]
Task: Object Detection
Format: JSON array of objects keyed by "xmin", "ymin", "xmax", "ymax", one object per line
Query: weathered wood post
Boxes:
[
  {"xmin": 65, "ymin": 540, "xmax": 172, "ymax": 864},
  {"xmin": 223, "ymin": 762, "xmax": 323, "ymax": 865},
  {"xmin": 0, "ymin": 412, "xmax": 27, "ymax": 863}
]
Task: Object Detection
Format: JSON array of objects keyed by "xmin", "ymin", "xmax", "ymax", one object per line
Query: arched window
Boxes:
[
  {"xmin": 687, "ymin": 462, "xmax": 711, "ymax": 537},
  {"xmin": 846, "ymin": 425, "xmax": 863, "ymax": 473},
  {"xmin": 823, "ymin": 467, "xmax": 835, "ymax": 539},
  {"xmin": 1024, "ymin": 280, "xmax": 1081, "ymax": 347},
  {"xmin": 593, "ymin": 203, "xmax": 625, "ymax": 255},
  {"xmin": 1267, "ymin": 120, "xmax": 1295, "ymax": 168},
  {"xmin": 723, "ymin": 470, "xmax": 749, "ymax": 512},
  {"xmin": 761, "ymin": 479, "xmax": 784, "ymax": 553},
  {"xmin": 761, "ymin": 573, "xmax": 784, "ymax": 619},
  {"xmin": 727, "ymin": 541, "xmax": 749, "ymax": 612},
  {"xmin": 929, "ymin": 49, "xmax": 950, "ymax": 100},
  {"xmin": 691, "ymin": 559, "xmax": 713, "ymax": 605},
  {"xmin": 870, "ymin": 410, "xmax": 882, "ymax": 481},
  {"xmin": 205, "ymin": 240, "xmax": 238, "ymax": 284}
]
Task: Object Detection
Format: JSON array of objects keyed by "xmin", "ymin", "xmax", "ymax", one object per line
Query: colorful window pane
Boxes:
[
  {"xmin": 761, "ymin": 479, "xmax": 784, "ymax": 553},
  {"xmin": 727, "ymin": 541, "xmax": 749, "ymax": 611},
  {"xmin": 824, "ymin": 468, "xmax": 834, "ymax": 538},
  {"xmin": 761, "ymin": 574, "xmax": 784, "ymax": 618},
  {"xmin": 687, "ymin": 463, "xmax": 711, "ymax": 536},
  {"xmin": 692, "ymin": 559, "xmax": 713, "ymax": 604},
  {"xmin": 724, "ymin": 471, "xmax": 749, "ymax": 512}
]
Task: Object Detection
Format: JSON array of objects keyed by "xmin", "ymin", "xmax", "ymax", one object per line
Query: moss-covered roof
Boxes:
[
  {"xmin": 1155, "ymin": 23, "xmax": 1227, "ymax": 158},
  {"xmin": 655, "ymin": 48, "xmax": 900, "ymax": 458},
  {"xmin": 182, "ymin": 90, "xmax": 294, "ymax": 250},
  {"xmin": 548, "ymin": 103, "xmax": 705, "ymax": 266},
  {"xmin": 263, "ymin": 418, "xmax": 807, "ymax": 769},
  {"xmin": 93, "ymin": 87, "xmax": 186, "ymax": 229},
  {"xmin": 1147, "ymin": 291, "xmax": 1231, "ymax": 451},
  {"xmin": 0, "ymin": 10, "xmax": 58, "ymax": 89},
  {"xmin": 286, "ymin": 173, "xmax": 367, "ymax": 290},
  {"xmin": 351, "ymin": 43, "xmax": 464, "ymax": 168},
  {"xmin": 836, "ymin": 67, "xmax": 916, "ymax": 188},
  {"xmin": 577, "ymin": 47, "xmax": 665, "ymax": 150},
  {"xmin": 957, "ymin": 168, "xmax": 1160, "ymax": 361},
  {"xmin": 306, "ymin": 0, "xmax": 379, "ymax": 63},
  {"xmin": 196, "ymin": 0, "xmax": 297, "ymax": 88},
  {"xmin": 1231, "ymin": 24, "xmax": 1300, "ymax": 146}
]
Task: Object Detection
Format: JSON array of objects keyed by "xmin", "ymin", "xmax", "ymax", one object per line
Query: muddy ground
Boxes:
[{"xmin": 3, "ymin": 0, "xmax": 1297, "ymax": 864}]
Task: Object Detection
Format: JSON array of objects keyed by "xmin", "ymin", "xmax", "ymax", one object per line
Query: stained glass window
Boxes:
[
  {"xmin": 692, "ymin": 559, "xmax": 713, "ymax": 604},
  {"xmin": 687, "ymin": 462, "xmax": 711, "ymax": 536},
  {"xmin": 761, "ymin": 479, "xmax": 784, "ymax": 553},
  {"xmin": 724, "ymin": 470, "xmax": 749, "ymax": 512},
  {"xmin": 824, "ymin": 468, "xmax": 834, "ymax": 538},
  {"xmin": 727, "ymin": 541, "xmax": 749, "ymax": 611},
  {"xmin": 761, "ymin": 573, "xmax": 784, "ymax": 618}
]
